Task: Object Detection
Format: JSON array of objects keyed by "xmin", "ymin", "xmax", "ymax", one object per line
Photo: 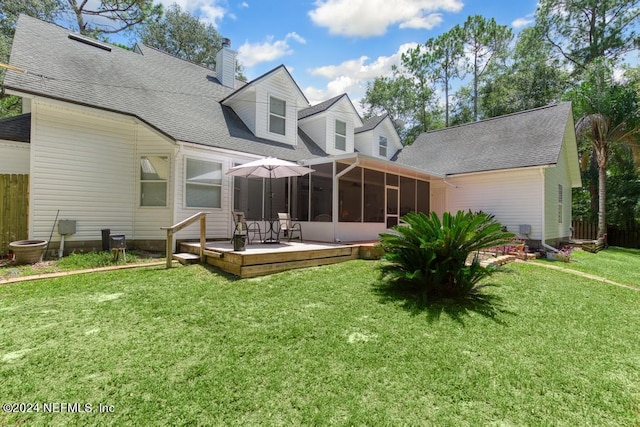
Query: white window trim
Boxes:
[
  {"xmin": 139, "ymin": 155, "xmax": 169, "ymax": 208},
  {"xmin": 335, "ymin": 119, "xmax": 346, "ymax": 151},
  {"xmin": 269, "ymin": 95, "xmax": 287, "ymax": 136},
  {"xmin": 184, "ymin": 157, "xmax": 223, "ymax": 210},
  {"xmin": 379, "ymin": 135, "xmax": 388, "ymax": 158}
]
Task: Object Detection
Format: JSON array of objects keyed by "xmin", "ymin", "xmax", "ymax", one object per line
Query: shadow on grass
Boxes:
[{"xmin": 373, "ymin": 280, "xmax": 514, "ymax": 326}]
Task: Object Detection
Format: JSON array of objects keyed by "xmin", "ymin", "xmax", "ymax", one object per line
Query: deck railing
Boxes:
[{"xmin": 161, "ymin": 212, "xmax": 208, "ymax": 268}]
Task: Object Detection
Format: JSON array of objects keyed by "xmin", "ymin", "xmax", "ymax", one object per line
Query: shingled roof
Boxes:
[
  {"xmin": 395, "ymin": 103, "xmax": 574, "ymax": 176},
  {"xmin": 355, "ymin": 115, "xmax": 386, "ymax": 134},
  {"xmin": 4, "ymin": 15, "xmax": 325, "ymax": 162},
  {"xmin": 298, "ymin": 94, "xmax": 345, "ymax": 120},
  {"xmin": 0, "ymin": 113, "xmax": 31, "ymax": 143}
]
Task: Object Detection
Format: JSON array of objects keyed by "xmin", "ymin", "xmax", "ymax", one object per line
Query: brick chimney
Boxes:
[{"xmin": 216, "ymin": 38, "xmax": 236, "ymax": 89}]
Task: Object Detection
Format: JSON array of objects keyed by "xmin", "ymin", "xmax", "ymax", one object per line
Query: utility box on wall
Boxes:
[
  {"xmin": 58, "ymin": 220, "xmax": 77, "ymax": 235},
  {"xmin": 519, "ymin": 224, "xmax": 531, "ymax": 235}
]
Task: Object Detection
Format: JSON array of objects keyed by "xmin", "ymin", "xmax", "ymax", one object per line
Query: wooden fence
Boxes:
[
  {"xmin": 572, "ymin": 220, "xmax": 640, "ymax": 249},
  {"xmin": 1, "ymin": 174, "xmax": 29, "ymax": 256}
]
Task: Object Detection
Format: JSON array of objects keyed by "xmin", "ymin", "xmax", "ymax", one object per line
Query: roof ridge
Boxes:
[
  {"xmin": 420, "ymin": 103, "xmax": 568, "ymax": 136},
  {"xmin": 135, "ymin": 43, "xmax": 218, "ymax": 72}
]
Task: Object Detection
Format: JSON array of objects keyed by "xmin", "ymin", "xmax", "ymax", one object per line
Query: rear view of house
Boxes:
[{"xmin": 1, "ymin": 15, "xmax": 581, "ymax": 257}]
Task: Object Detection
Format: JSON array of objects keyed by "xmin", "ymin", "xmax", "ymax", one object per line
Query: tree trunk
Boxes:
[{"xmin": 597, "ymin": 163, "xmax": 607, "ymax": 239}]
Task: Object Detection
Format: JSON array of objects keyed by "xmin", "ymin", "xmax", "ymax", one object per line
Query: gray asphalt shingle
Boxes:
[
  {"xmin": 4, "ymin": 15, "xmax": 324, "ymax": 162},
  {"xmin": 0, "ymin": 113, "xmax": 31, "ymax": 142},
  {"xmin": 394, "ymin": 103, "xmax": 572, "ymax": 175}
]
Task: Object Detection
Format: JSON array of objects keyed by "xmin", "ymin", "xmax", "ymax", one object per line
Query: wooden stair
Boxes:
[{"xmin": 172, "ymin": 252, "xmax": 201, "ymax": 265}]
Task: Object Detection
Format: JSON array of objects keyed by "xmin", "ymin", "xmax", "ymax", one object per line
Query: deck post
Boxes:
[
  {"xmin": 166, "ymin": 231, "xmax": 173, "ymax": 269},
  {"xmin": 199, "ymin": 215, "xmax": 206, "ymax": 263}
]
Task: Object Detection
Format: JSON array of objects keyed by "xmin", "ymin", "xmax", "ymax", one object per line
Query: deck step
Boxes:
[{"xmin": 172, "ymin": 253, "xmax": 201, "ymax": 265}]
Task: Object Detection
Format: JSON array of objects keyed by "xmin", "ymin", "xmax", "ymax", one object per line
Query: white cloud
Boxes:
[
  {"xmin": 399, "ymin": 13, "xmax": 444, "ymax": 30},
  {"xmin": 241, "ymin": 1, "xmax": 249, "ymax": 7},
  {"xmin": 309, "ymin": 0, "xmax": 463, "ymax": 37},
  {"xmin": 238, "ymin": 33, "xmax": 308, "ymax": 67},
  {"xmin": 304, "ymin": 43, "xmax": 417, "ymax": 109},
  {"xmin": 512, "ymin": 15, "xmax": 534, "ymax": 29},
  {"xmin": 153, "ymin": 0, "xmax": 226, "ymax": 25}
]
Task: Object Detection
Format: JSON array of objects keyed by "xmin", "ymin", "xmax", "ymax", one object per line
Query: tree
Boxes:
[
  {"xmin": 138, "ymin": 3, "xmax": 224, "ymax": 70},
  {"xmin": 449, "ymin": 85, "xmax": 474, "ymax": 126},
  {"xmin": 462, "ymin": 15, "xmax": 513, "ymax": 121},
  {"xmin": 400, "ymin": 46, "xmax": 441, "ymax": 136},
  {"xmin": 361, "ymin": 70, "xmax": 441, "ymax": 145},
  {"xmin": 480, "ymin": 26, "xmax": 570, "ymax": 118},
  {"xmin": 571, "ymin": 60, "xmax": 640, "ymax": 238},
  {"xmin": 537, "ymin": 0, "xmax": 640, "ymax": 73},
  {"xmin": 426, "ymin": 26, "xmax": 465, "ymax": 127},
  {"xmin": 0, "ymin": 0, "xmax": 62, "ymax": 117},
  {"xmin": 67, "ymin": 0, "xmax": 162, "ymax": 38}
]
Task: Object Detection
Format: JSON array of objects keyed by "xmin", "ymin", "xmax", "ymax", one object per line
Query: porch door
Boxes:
[{"xmin": 386, "ymin": 186, "xmax": 399, "ymax": 228}]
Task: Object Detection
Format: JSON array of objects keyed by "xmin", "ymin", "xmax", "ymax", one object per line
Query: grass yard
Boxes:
[
  {"xmin": 1, "ymin": 258, "xmax": 639, "ymax": 425},
  {"xmin": 536, "ymin": 246, "xmax": 640, "ymax": 289}
]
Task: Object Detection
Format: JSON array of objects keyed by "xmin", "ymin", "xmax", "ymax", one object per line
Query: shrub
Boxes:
[{"xmin": 378, "ymin": 211, "xmax": 515, "ymax": 300}]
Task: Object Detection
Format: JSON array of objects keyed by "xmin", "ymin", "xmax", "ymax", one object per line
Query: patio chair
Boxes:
[
  {"xmin": 278, "ymin": 213, "xmax": 303, "ymax": 242},
  {"xmin": 231, "ymin": 211, "xmax": 262, "ymax": 244}
]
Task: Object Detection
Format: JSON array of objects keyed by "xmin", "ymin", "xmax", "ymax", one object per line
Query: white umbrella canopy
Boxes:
[{"xmin": 226, "ymin": 157, "xmax": 313, "ymax": 179}]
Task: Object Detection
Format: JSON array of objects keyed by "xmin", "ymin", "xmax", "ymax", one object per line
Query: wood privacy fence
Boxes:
[
  {"xmin": 1, "ymin": 174, "xmax": 29, "ymax": 256},
  {"xmin": 572, "ymin": 220, "xmax": 640, "ymax": 249}
]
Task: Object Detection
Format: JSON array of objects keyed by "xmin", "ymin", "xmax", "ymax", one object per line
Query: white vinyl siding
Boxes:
[
  {"xmin": 0, "ymin": 141, "xmax": 30, "ymax": 173},
  {"xmin": 354, "ymin": 118, "xmax": 400, "ymax": 160},
  {"xmin": 173, "ymin": 145, "xmax": 234, "ymax": 241},
  {"xmin": 253, "ymin": 72, "xmax": 299, "ymax": 145},
  {"xmin": 133, "ymin": 125, "xmax": 173, "ymax": 240},
  {"xmin": 445, "ymin": 168, "xmax": 544, "ymax": 240},
  {"xmin": 299, "ymin": 115, "xmax": 327, "ymax": 151},
  {"xmin": 544, "ymin": 141, "xmax": 573, "ymax": 241},
  {"xmin": 29, "ymin": 100, "xmax": 137, "ymax": 242},
  {"xmin": 225, "ymin": 89, "xmax": 256, "ymax": 134},
  {"xmin": 29, "ymin": 100, "xmax": 173, "ymax": 244}
]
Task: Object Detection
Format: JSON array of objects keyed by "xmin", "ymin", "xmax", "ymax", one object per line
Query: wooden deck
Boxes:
[{"xmin": 177, "ymin": 240, "xmax": 376, "ymax": 278}]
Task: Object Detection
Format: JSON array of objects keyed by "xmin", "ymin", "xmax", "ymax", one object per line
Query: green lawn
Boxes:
[
  {"xmin": 1, "ymin": 259, "xmax": 639, "ymax": 426},
  {"xmin": 536, "ymin": 246, "xmax": 640, "ymax": 288}
]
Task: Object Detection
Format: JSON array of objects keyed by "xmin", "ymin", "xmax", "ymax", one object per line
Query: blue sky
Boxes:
[{"xmin": 127, "ymin": 0, "xmax": 541, "ymax": 108}]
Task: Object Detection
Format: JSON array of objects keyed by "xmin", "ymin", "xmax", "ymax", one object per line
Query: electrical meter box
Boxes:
[{"xmin": 58, "ymin": 220, "xmax": 77, "ymax": 235}]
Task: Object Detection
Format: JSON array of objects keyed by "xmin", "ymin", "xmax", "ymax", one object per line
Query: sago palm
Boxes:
[{"xmin": 378, "ymin": 210, "xmax": 514, "ymax": 300}]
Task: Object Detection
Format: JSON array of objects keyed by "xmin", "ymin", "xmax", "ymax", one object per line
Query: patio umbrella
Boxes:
[{"xmin": 226, "ymin": 157, "xmax": 313, "ymax": 243}]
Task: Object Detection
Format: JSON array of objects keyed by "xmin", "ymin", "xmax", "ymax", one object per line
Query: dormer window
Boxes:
[
  {"xmin": 269, "ymin": 96, "xmax": 286, "ymax": 136},
  {"xmin": 379, "ymin": 136, "xmax": 388, "ymax": 157},
  {"xmin": 335, "ymin": 120, "xmax": 346, "ymax": 151}
]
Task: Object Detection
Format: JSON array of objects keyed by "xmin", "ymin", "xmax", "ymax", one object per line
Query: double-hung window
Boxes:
[
  {"xmin": 269, "ymin": 96, "xmax": 286, "ymax": 136},
  {"xmin": 335, "ymin": 120, "xmax": 346, "ymax": 151},
  {"xmin": 185, "ymin": 158, "xmax": 222, "ymax": 208},
  {"xmin": 140, "ymin": 155, "xmax": 168, "ymax": 207},
  {"xmin": 379, "ymin": 136, "xmax": 388, "ymax": 157}
]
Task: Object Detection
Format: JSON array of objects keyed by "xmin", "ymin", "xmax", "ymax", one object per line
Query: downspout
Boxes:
[
  {"xmin": 333, "ymin": 157, "xmax": 360, "ymax": 242},
  {"xmin": 539, "ymin": 167, "xmax": 558, "ymax": 253}
]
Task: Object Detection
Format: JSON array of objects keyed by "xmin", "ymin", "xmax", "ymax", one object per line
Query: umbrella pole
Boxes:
[{"xmin": 265, "ymin": 169, "xmax": 278, "ymax": 243}]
